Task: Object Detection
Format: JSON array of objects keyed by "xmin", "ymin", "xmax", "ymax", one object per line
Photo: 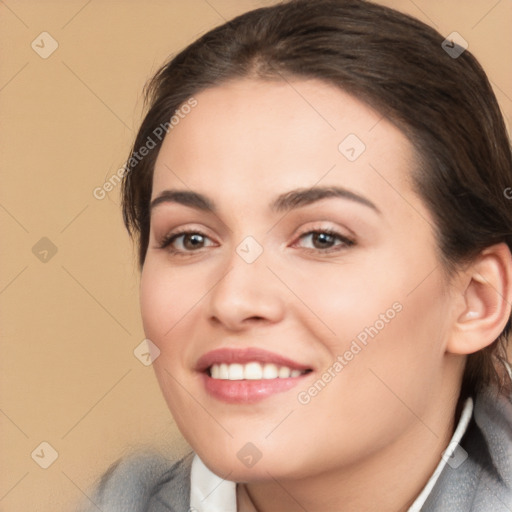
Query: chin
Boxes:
[
  {"xmin": 199, "ymin": 451, "xmax": 291, "ymax": 482},
  {"xmin": 193, "ymin": 437, "xmax": 319, "ymax": 483}
]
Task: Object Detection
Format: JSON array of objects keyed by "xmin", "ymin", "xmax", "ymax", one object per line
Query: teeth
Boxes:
[
  {"xmin": 228, "ymin": 363, "xmax": 244, "ymax": 380},
  {"xmin": 211, "ymin": 364, "xmax": 220, "ymax": 379},
  {"xmin": 219, "ymin": 363, "xmax": 229, "ymax": 379},
  {"xmin": 278, "ymin": 366, "xmax": 291, "ymax": 378},
  {"xmin": 209, "ymin": 362, "xmax": 307, "ymax": 380},
  {"xmin": 244, "ymin": 362, "xmax": 263, "ymax": 380},
  {"xmin": 262, "ymin": 363, "xmax": 279, "ymax": 379}
]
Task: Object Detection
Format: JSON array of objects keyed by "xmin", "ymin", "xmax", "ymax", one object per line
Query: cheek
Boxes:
[
  {"xmin": 140, "ymin": 259, "xmax": 205, "ymax": 345},
  {"xmin": 284, "ymin": 268, "xmax": 450, "ymax": 463},
  {"xmin": 286, "ymin": 256, "xmax": 403, "ymax": 351},
  {"xmin": 289, "ymin": 249, "xmax": 450, "ymax": 394},
  {"xmin": 140, "ymin": 265, "xmax": 169, "ymax": 343},
  {"xmin": 139, "ymin": 261, "xmax": 204, "ymax": 419},
  {"xmin": 139, "ymin": 261, "xmax": 199, "ymax": 396}
]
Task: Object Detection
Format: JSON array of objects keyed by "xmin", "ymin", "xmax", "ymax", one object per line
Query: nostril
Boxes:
[{"xmin": 246, "ymin": 316, "xmax": 265, "ymax": 322}]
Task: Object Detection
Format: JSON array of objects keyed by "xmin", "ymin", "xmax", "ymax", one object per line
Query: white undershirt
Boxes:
[{"xmin": 190, "ymin": 397, "xmax": 474, "ymax": 512}]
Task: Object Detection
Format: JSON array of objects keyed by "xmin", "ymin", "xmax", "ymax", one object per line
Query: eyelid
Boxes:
[
  {"xmin": 292, "ymin": 221, "xmax": 355, "ymax": 242},
  {"xmin": 157, "ymin": 225, "xmax": 217, "ymax": 250},
  {"xmin": 291, "ymin": 228, "xmax": 355, "ymax": 251},
  {"xmin": 285, "ymin": 218, "xmax": 357, "ymax": 256}
]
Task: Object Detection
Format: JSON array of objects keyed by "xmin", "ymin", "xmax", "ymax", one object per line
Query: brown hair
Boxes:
[{"xmin": 121, "ymin": 0, "xmax": 512, "ymax": 396}]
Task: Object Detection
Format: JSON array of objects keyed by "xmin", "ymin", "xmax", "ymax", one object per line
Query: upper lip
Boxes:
[{"xmin": 195, "ymin": 347, "xmax": 312, "ymax": 373}]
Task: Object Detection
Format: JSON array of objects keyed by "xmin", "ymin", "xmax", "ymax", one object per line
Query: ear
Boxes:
[{"xmin": 447, "ymin": 243, "xmax": 512, "ymax": 355}]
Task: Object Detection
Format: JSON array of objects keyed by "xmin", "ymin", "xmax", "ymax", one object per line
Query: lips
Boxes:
[{"xmin": 196, "ymin": 347, "xmax": 313, "ymax": 404}]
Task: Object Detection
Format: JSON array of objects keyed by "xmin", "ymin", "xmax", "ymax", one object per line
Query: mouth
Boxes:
[
  {"xmin": 208, "ymin": 362, "xmax": 311, "ymax": 380},
  {"xmin": 196, "ymin": 347, "xmax": 313, "ymax": 403}
]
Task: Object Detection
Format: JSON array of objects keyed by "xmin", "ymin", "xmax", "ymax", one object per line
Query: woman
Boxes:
[{"xmin": 79, "ymin": 0, "xmax": 512, "ymax": 510}]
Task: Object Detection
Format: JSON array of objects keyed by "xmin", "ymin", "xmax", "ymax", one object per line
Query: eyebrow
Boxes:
[
  {"xmin": 150, "ymin": 186, "xmax": 380, "ymax": 215},
  {"xmin": 151, "ymin": 190, "xmax": 214, "ymax": 212},
  {"xmin": 271, "ymin": 186, "xmax": 380, "ymax": 214}
]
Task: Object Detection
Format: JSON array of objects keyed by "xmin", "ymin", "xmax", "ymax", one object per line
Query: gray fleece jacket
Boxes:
[{"xmin": 78, "ymin": 386, "xmax": 512, "ymax": 511}]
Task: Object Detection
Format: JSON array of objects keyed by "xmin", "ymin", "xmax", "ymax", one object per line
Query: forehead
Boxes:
[{"xmin": 152, "ymin": 78, "xmax": 417, "ymax": 210}]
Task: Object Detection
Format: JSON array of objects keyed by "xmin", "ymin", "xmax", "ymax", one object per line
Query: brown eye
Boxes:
[
  {"xmin": 181, "ymin": 233, "xmax": 206, "ymax": 250},
  {"xmin": 160, "ymin": 230, "xmax": 215, "ymax": 253},
  {"xmin": 311, "ymin": 232, "xmax": 337, "ymax": 249},
  {"xmin": 296, "ymin": 230, "xmax": 354, "ymax": 252}
]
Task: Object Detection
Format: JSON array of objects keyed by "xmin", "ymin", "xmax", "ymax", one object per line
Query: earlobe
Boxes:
[{"xmin": 447, "ymin": 243, "xmax": 512, "ymax": 355}]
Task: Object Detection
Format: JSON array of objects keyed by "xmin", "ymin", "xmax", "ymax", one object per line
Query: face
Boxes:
[{"xmin": 141, "ymin": 78, "xmax": 460, "ymax": 481}]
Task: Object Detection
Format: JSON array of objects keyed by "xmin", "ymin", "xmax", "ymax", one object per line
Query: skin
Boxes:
[{"xmin": 140, "ymin": 78, "xmax": 508, "ymax": 511}]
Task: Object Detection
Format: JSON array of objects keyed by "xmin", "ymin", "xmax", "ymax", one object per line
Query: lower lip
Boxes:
[{"xmin": 201, "ymin": 372, "xmax": 309, "ymax": 404}]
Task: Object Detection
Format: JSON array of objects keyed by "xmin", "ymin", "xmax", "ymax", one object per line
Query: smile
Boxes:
[
  {"xmin": 197, "ymin": 348, "xmax": 313, "ymax": 403},
  {"xmin": 209, "ymin": 362, "xmax": 309, "ymax": 380}
]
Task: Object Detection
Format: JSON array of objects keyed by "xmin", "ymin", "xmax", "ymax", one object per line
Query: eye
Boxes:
[
  {"xmin": 159, "ymin": 230, "xmax": 216, "ymax": 254},
  {"xmin": 294, "ymin": 229, "xmax": 354, "ymax": 252}
]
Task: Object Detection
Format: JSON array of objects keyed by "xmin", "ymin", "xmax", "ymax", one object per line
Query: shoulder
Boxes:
[
  {"xmin": 77, "ymin": 450, "xmax": 194, "ymax": 512},
  {"xmin": 424, "ymin": 386, "xmax": 512, "ymax": 512},
  {"xmin": 471, "ymin": 385, "xmax": 512, "ymax": 499}
]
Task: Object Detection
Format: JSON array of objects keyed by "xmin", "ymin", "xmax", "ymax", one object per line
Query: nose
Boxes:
[{"xmin": 206, "ymin": 248, "xmax": 286, "ymax": 331}]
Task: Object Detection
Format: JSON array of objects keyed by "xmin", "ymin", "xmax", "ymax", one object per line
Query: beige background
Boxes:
[{"xmin": 1, "ymin": 1, "xmax": 511, "ymax": 510}]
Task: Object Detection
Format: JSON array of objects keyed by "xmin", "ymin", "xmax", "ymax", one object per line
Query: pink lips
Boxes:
[{"xmin": 196, "ymin": 347, "xmax": 312, "ymax": 404}]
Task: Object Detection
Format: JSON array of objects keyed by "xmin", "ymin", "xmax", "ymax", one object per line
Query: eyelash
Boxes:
[
  {"xmin": 158, "ymin": 227, "xmax": 355, "ymax": 256},
  {"xmin": 159, "ymin": 229, "xmax": 215, "ymax": 255},
  {"xmin": 293, "ymin": 228, "xmax": 355, "ymax": 253}
]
